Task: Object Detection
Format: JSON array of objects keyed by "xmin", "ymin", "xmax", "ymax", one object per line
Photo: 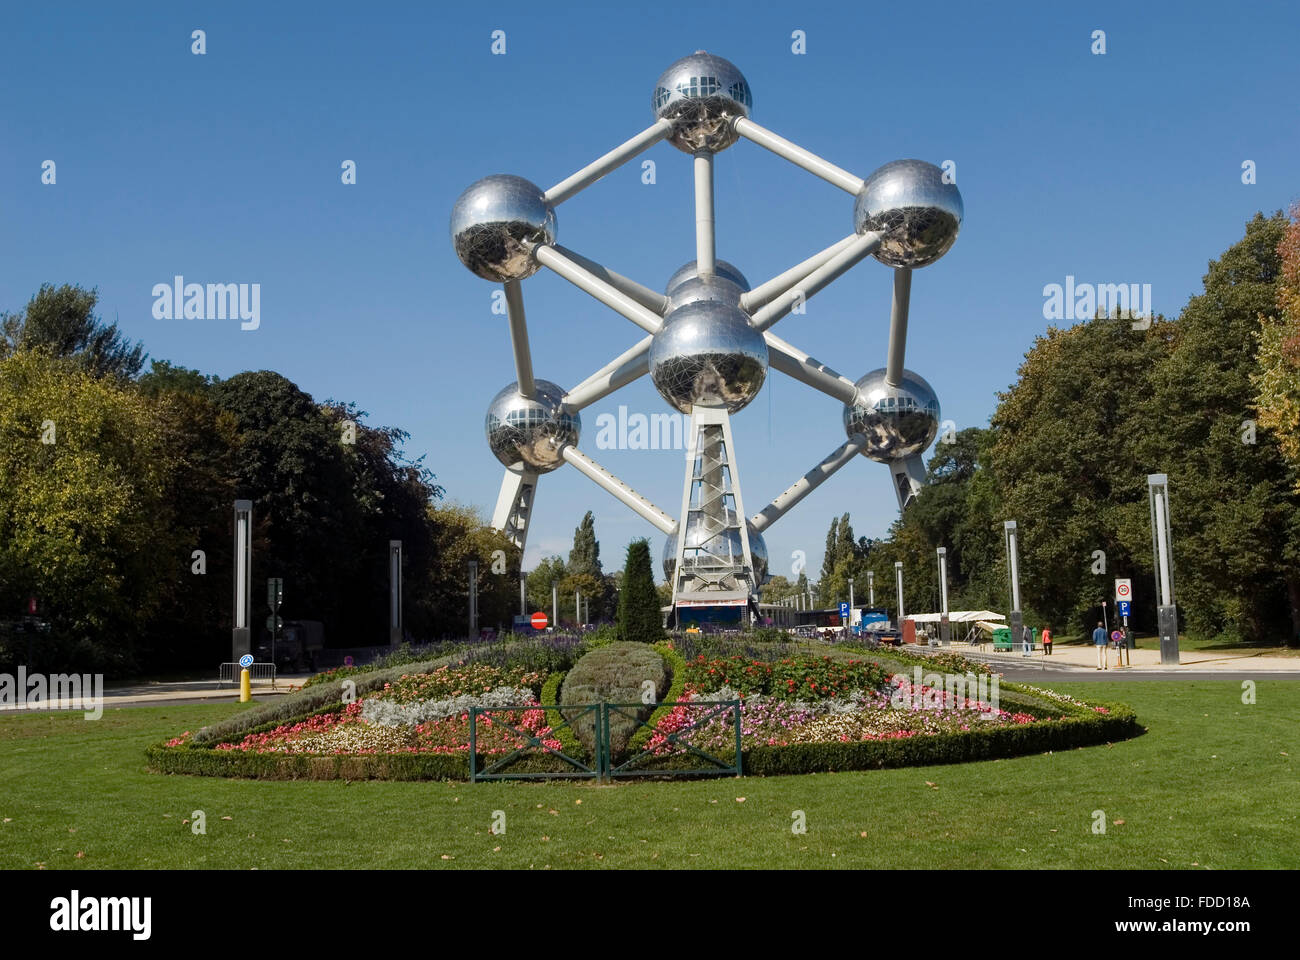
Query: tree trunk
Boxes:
[{"xmin": 1287, "ymin": 573, "xmax": 1300, "ymax": 647}]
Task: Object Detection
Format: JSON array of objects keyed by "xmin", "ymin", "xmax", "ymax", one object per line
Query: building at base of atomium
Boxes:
[{"xmin": 451, "ymin": 51, "xmax": 962, "ymax": 628}]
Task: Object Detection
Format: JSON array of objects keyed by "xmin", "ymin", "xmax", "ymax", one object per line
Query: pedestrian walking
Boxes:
[
  {"xmin": 1093, "ymin": 620, "xmax": 1108, "ymax": 670},
  {"xmin": 1042, "ymin": 626, "xmax": 1053, "ymax": 656}
]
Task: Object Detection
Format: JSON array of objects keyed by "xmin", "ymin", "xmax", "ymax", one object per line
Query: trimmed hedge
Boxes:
[
  {"xmin": 561, "ymin": 642, "xmax": 667, "ymax": 754},
  {"xmin": 540, "ymin": 670, "xmax": 588, "ymax": 761},
  {"xmin": 146, "ymin": 743, "xmax": 470, "ymax": 780},
  {"xmin": 625, "ymin": 643, "xmax": 687, "ymax": 756}
]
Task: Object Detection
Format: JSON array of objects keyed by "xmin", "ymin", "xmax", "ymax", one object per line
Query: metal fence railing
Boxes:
[{"xmin": 217, "ymin": 662, "xmax": 278, "ymax": 687}]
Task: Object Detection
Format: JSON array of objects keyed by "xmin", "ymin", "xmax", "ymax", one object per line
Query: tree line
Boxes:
[{"xmin": 788, "ymin": 211, "xmax": 1300, "ymax": 644}]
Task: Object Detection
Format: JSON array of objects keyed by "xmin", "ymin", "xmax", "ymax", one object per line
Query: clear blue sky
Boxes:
[{"xmin": 3, "ymin": 0, "xmax": 1297, "ymax": 583}]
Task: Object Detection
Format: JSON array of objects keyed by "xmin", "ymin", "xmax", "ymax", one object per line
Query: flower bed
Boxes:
[{"xmin": 149, "ymin": 646, "xmax": 1138, "ymax": 780}]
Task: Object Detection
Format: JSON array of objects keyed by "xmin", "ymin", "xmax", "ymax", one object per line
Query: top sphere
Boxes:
[
  {"xmin": 451, "ymin": 175, "xmax": 556, "ymax": 281},
  {"xmin": 652, "ymin": 52, "xmax": 751, "ymax": 153},
  {"xmin": 853, "ymin": 160, "xmax": 963, "ymax": 268}
]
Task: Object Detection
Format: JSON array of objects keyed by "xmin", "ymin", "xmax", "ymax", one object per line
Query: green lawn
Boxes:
[{"xmin": 1, "ymin": 680, "xmax": 1296, "ymax": 869}]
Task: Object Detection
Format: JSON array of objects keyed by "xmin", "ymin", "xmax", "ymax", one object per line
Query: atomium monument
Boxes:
[{"xmin": 450, "ymin": 51, "xmax": 963, "ymax": 626}]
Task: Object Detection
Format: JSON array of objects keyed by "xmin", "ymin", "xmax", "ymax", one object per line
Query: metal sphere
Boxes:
[
  {"xmin": 484, "ymin": 379, "xmax": 579, "ymax": 473},
  {"xmin": 649, "ymin": 300, "xmax": 768, "ymax": 414},
  {"xmin": 651, "ymin": 52, "xmax": 752, "ymax": 153},
  {"xmin": 842, "ymin": 368, "xmax": 940, "ymax": 462},
  {"xmin": 663, "ymin": 521, "xmax": 767, "ymax": 583},
  {"xmin": 450, "ymin": 175, "xmax": 556, "ymax": 281},
  {"xmin": 665, "ymin": 259, "xmax": 750, "ymax": 297},
  {"xmin": 853, "ymin": 160, "xmax": 963, "ymax": 268}
]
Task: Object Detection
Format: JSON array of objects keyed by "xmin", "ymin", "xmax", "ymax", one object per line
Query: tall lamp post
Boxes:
[
  {"xmin": 1004, "ymin": 520, "xmax": 1023, "ymax": 651},
  {"xmin": 389, "ymin": 540, "xmax": 403, "ymax": 646},
  {"xmin": 936, "ymin": 546, "xmax": 950, "ymax": 645},
  {"xmin": 468, "ymin": 560, "xmax": 478, "ymax": 639},
  {"xmin": 1148, "ymin": 474, "xmax": 1180, "ymax": 665},
  {"xmin": 894, "ymin": 560, "xmax": 905, "ymax": 626},
  {"xmin": 867, "ymin": 570, "xmax": 874, "ymax": 607},
  {"xmin": 232, "ymin": 500, "xmax": 252, "ymax": 661}
]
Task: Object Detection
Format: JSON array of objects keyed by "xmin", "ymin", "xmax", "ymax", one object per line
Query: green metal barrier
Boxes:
[{"xmin": 468, "ymin": 700, "xmax": 742, "ymax": 782}]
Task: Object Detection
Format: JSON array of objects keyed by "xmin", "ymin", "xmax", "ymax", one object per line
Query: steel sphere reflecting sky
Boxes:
[
  {"xmin": 652, "ymin": 52, "xmax": 752, "ymax": 153},
  {"xmin": 843, "ymin": 368, "xmax": 940, "ymax": 462},
  {"xmin": 665, "ymin": 258, "xmax": 750, "ymax": 297},
  {"xmin": 650, "ymin": 300, "xmax": 768, "ymax": 414},
  {"xmin": 663, "ymin": 520, "xmax": 767, "ymax": 583},
  {"xmin": 485, "ymin": 379, "xmax": 579, "ymax": 472},
  {"xmin": 853, "ymin": 160, "xmax": 962, "ymax": 268},
  {"xmin": 451, "ymin": 175, "xmax": 556, "ymax": 281}
]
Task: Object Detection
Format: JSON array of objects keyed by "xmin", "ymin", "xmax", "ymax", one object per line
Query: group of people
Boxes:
[{"xmin": 1092, "ymin": 621, "xmax": 1133, "ymax": 669}]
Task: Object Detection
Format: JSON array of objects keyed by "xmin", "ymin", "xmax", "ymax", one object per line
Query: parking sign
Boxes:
[{"xmin": 1114, "ymin": 579, "xmax": 1132, "ymax": 602}]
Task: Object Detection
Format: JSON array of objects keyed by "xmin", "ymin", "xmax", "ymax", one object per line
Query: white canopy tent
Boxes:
[{"xmin": 903, "ymin": 611, "xmax": 1007, "ymax": 644}]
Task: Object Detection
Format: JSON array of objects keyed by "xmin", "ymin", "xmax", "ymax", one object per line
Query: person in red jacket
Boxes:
[{"xmin": 1041, "ymin": 626, "xmax": 1053, "ymax": 655}]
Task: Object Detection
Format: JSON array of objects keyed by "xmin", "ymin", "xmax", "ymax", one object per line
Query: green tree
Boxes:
[
  {"xmin": 617, "ymin": 539, "xmax": 664, "ymax": 643},
  {"xmin": 1, "ymin": 284, "xmax": 145, "ymax": 379},
  {"xmin": 0, "ymin": 350, "xmax": 169, "ymax": 670},
  {"xmin": 1138, "ymin": 212, "xmax": 1300, "ymax": 643}
]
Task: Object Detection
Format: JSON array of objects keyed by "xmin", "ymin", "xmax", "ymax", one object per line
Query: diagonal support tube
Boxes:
[
  {"xmin": 740, "ymin": 234, "xmax": 860, "ymax": 312},
  {"xmin": 533, "ymin": 244, "xmax": 664, "ymax": 334},
  {"xmin": 885, "ymin": 267, "xmax": 912, "ymax": 386},
  {"xmin": 763, "ymin": 332, "xmax": 860, "ymax": 405},
  {"xmin": 560, "ymin": 445, "xmax": 677, "ymax": 536},
  {"xmin": 562, "ymin": 336, "xmax": 653, "ymax": 411},
  {"xmin": 750, "ymin": 435, "xmax": 868, "ymax": 533},
  {"xmin": 543, "ymin": 119, "xmax": 674, "ymax": 205},
  {"xmin": 733, "ymin": 117, "xmax": 865, "ymax": 195},
  {"xmin": 551, "ymin": 245, "xmax": 668, "ymax": 315},
  {"xmin": 503, "ymin": 280, "xmax": 535, "ymax": 399},
  {"xmin": 749, "ymin": 232, "xmax": 881, "ymax": 332}
]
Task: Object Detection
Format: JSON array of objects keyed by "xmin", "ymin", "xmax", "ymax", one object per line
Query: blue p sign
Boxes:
[
  {"xmin": 239, "ymin": 654, "xmax": 254, "ymax": 668},
  {"xmin": 1117, "ymin": 601, "xmax": 1131, "ymax": 617}
]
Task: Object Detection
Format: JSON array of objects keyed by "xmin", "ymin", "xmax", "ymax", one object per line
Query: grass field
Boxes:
[{"xmin": 1, "ymin": 680, "xmax": 1296, "ymax": 869}]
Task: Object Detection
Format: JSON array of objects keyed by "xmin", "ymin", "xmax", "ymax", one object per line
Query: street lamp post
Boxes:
[
  {"xmin": 551, "ymin": 580, "xmax": 558, "ymax": 629},
  {"xmin": 1004, "ymin": 521, "xmax": 1023, "ymax": 652},
  {"xmin": 389, "ymin": 540, "xmax": 402, "ymax": 646},
  {"xmin": 468, "ymin": 560, "xmax": 479, "ymax": 638},
  {"xmin": 232, "ymin": 500, "xmax": 252, "ymax": 661},
  {"xmin": 936, "ymin": 547, "xmax": 950, "ymax": 646},
  {"xmin": 894, "ymin": 560, "xmax": 905, "ymax": 626},
  {"xmin": 1148, "ymin": 474, "xmax": 1180, "ymax": 665},
  {"xmin": 867, "ymin": 570, "xmax": 874, "ymax": 607}
]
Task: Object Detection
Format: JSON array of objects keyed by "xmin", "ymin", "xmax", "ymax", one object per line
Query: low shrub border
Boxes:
[{"xmin": 147, "ymin": 658, "xmax": 1139, "ymax": 781}]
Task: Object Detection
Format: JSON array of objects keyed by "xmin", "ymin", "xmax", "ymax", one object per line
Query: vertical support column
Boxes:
[
  {"xmin": 519, "ymin": 574, "xmax": 527, "ymax": 618},
  {"xmin": 1148, "ymin": 473, "xmax": 1180, "ymax": 665},
  {"xmin": 389, "ymin": 539, "xmax": 402, "ymax": 646},
  {"xmin": 868, "ymin": 570, "xmax": 874, "ymax": 607},
  {"xmin": 894, "ymin": 561, "xmax": 905, "ymax": 623},
  {"xmin": 232, "ymin": 500, "xmax": 252, "ymax": 661},
  {"xmin": 694, "ymin": 151, "xmax": 715, "ymax": 276},
  {"xmin": 551, "ymin": 581, "xmax": 558, "ymax": 630},
  {"xmin": 889, "ymin": 455, "xmax": 927, "ymax": 511},
  {"xmin": 937, "ymin": 546, "xmax": 950, "ymax": 646}
]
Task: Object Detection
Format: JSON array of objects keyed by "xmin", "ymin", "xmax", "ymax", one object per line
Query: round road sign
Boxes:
[
  {"xmin": 530, "ymin": 611, "xmax": 548, "ymax": 630},
  {"xmin": 239, "ymin": 654, "xmax": 254, "ymax": 668}
]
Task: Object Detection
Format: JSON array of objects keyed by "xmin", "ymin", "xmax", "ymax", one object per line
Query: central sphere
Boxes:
[
  {"xmin": 451, "ymin": 175, "xmax": 556, "ymax": 281},
  {"xmin": 652, "ymin": 52, "xmax": 751, "ymax": 153},
  {"xmin": 485, "ymin": 379, "xmax": 579, "ymax": 473},
  {"xmin": 663, "ymin": 521, "xmax": 768, "ymax": 584},
  {"xmin": 853, "ymin": 160, "xmax": 963, "ymax": 268},
  {"xmin": 842, "ymin": 368, "xmax": 940, "ymax": 462},
  {"xmin": 650, "ymin": 301, "xmax": 768, "ymax": 414},
  {"xmin": 665, "ymin": 259, "xmax": 750, "ymax": 309}
]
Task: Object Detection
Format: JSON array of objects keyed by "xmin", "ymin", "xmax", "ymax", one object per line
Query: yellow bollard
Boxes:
[{"xmin": 239, "ymin": 668, "xmax": 251, "ymax": 702}]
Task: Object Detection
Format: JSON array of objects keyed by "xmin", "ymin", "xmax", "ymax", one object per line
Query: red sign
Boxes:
[{"xmin": 530, "ymin": 611, "xmax": 548, "ymax": 630}]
